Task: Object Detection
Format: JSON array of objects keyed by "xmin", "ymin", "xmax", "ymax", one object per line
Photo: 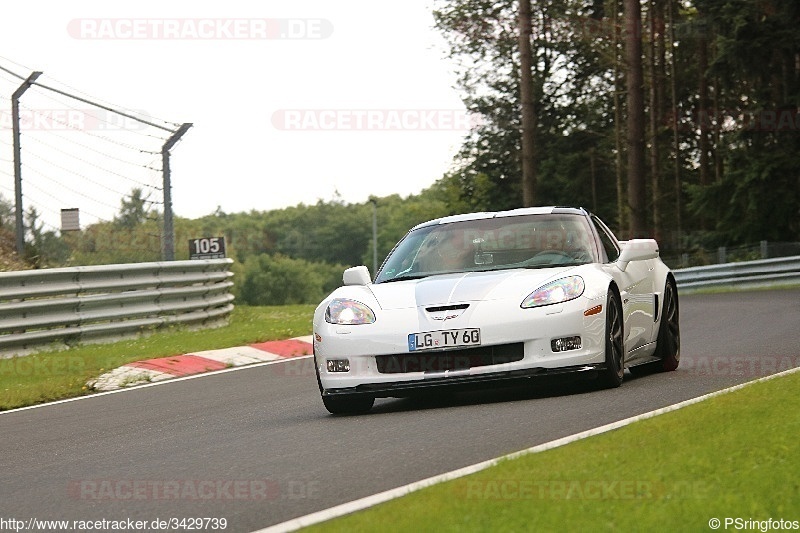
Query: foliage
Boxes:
[
  {"xmin": 24, "ymin": 206, "xmax": 70, "ymax": 268},
  {"xmin": 0, "ymin": 193, "xmax": 14, "ymax": 228},
  {"xmin": 114, "ymin": 187, "xmax": 152, "ymax": 229},
  {"xmin": 683, "ymin": 0, "xmax": 800, "ymax": 245},
  {"xmin": 67, "ymin": 219, "xmax": 162, "ymax": 265},
  {"xmin": 432, "ymin": 0, "xmax": 628, "ymax": 227},
  {"xmin": 0, "ymin": 195, "xmax": 29, "ymax": 271},
  {"xmin": 7, "ymin": 0, "xmax": 799, "ymax": 285},
  {"xmin": 238, "ymin": 254, "xmax": 344, "ymax": 306},
  {"xmin": 431, "ymin": 0, "xmax": 800, "ymax": 245}
]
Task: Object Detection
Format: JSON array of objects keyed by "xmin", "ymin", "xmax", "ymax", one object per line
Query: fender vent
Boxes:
[{"xmin": 654, "ymin": 294, "xmax": 659, "ymax": 322}]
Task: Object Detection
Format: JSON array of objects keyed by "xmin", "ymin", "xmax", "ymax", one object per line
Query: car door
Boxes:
[{"xmin": 614, "ymin": 253, "xmax": 656, "ymax": 352}]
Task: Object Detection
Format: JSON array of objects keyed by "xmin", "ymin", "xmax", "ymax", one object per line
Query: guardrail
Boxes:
[
  {"xmin": 0, "ymin": 259, "xmax": 234, "ymax": 355},
  {"xmin": 662, "ymin": 240, "xmax": 800, "ymax": 269},
  {"xmin": 673, "ymin": 255, "xmax": 800, "ymax": 291}
]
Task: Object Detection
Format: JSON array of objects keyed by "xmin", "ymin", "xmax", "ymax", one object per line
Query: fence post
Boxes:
[
  {"xmin": 760, "ymin": 240, "xmax": 768, "ymax": 259},
  {"xmin": 12, "ymin": 71, "xmax": 43, "ymax": 254},
  {"xmin": 717, "ymin": 246, "xmax": 727, "ymax": 264}
]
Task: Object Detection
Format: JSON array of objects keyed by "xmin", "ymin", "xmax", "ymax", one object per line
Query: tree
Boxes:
[
  {"xmin": 433, "ymin": 0, "xmax": 524, "ymax": 210},
  {"xmin": 625, "ymin": 0, "xmax": 647, "ymax": 237},
  {"xmin": 684, "ymin": 0, "xmax": 800, "ymax": 244},
  {"xmin": 114, "ymin": 188, "xmax": 150, "ymax": 229},
  {"xmin": 24, "ymin": 207, "xmax": 69, "ymax": 268},
  {"xmin": 518, "ymin": 0, "xmax": 537, "ymax": 205},
  {"xmin": 612, "ymin": 0, "xmax": 627, "ymax": 231},
  {"xmin": 647, "ymin": 0, "xmax": 666, "ymax": 240},
  {"xmin": 0, "ymin": 194, "xmax": 14, "ymax": 228}
]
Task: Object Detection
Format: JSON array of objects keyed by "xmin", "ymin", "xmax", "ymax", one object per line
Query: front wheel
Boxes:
[{"xmin": 597, "ymin": 290, "xmax": 625, "ymax": 389}]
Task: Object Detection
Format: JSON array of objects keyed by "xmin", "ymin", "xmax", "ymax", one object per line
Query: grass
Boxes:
[
  {"xmin": 306, "ymin": 370, "xmax": 800, "ymax": 532},
  {"xmin": 0, "ymin": 304, "xmax": 314, "ymax": 411}
]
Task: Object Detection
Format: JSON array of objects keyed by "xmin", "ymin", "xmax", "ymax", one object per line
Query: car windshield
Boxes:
[{"xmin": 375, "ymin": 213, "xmax": 597, "ymax": 283}]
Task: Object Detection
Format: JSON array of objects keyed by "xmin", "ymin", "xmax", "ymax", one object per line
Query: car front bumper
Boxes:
[
  {"xmin": 321, "ymin": 363, "xmax": 606, "ymax": 398},
  {"xmin": 314, "ymin": 294, "xmax": 608, "ymax": 396}
]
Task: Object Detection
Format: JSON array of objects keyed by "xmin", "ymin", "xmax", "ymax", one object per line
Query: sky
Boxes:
[{"xmin": 0, "ymin": 1, "xmax": 470, "ymax": 231}]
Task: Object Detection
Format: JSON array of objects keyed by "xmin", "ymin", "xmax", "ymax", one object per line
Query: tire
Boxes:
[
  {"xmin": 597, "ymin": 289, "xmax": 625, "ymax": 389},
  {"xmin": 321, "ymin": 394, "xmax": 375, "ymax": 415},
  {"xmin": 653, "ymin": 279, "xmax": 680, "ymax": 370},
  {"xmin": 630, "ymin": 279, "xmax": 680, "ymax": 375}
]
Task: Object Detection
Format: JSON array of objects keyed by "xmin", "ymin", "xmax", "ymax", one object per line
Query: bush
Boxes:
[{"xmin": 239, "ymin": 254, "xmax": 346, "ymax": 306}]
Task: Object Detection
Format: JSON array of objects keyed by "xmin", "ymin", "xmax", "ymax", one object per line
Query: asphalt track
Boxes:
[{"xmin": 1, "ymin": 289, "xmax": 798, "ymax": 532}]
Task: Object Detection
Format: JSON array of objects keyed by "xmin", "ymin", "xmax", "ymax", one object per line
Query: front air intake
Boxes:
[
  {"xmin": 376, "ymin": 343, "xmax": 524, "ymax": 374},
  {"xmin": 425, "ymin": 304, "xmax": 470, "ymax": 313}
]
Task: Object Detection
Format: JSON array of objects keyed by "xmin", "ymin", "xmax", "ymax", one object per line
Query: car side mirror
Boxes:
[
  {"xmin": 343, "ymin": 265, "xmax": 372, "ymax": 286},
  {"xmin": 616, "ymin": 239, "xmax": 659, "ymax": 272}
]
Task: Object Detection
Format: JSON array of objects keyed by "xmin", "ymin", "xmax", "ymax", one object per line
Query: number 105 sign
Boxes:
[{"xmin": 189, "ymin": 237, "xmax": 226, "ymax": 260}]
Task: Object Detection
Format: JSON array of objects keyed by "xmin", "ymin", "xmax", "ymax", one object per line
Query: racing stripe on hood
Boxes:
[{"xmin": 413, "ymin": 272, "xmax": 500, "ymax": 307}]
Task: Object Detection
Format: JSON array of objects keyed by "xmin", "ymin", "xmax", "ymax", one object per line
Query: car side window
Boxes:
[{"xmin": 591, "ymin": 216, "xmax": 621, "ymax": 263}]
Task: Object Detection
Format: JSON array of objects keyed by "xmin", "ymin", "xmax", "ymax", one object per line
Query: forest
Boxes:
[{"xmin": 3, "ymin": 0, "xmax": 798, "ymax": 305}]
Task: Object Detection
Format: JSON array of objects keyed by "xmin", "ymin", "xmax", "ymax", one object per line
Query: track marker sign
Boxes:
[{"xmin": 189, "ymin": 237, "xmax": 226, "ymax": 260}]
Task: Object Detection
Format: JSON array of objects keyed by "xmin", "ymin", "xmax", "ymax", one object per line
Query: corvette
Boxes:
[{"xmin": 313, "ymin": 207, "xmax": 680, "ymax": 414}]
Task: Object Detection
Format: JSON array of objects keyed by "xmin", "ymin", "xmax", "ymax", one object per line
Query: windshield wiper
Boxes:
[
  {"xmin": 522, "ymin": 261, "xmax": 585, "ymax": 269},
  {"xmin": 377, "ymin": 274, "xmax": 431, "ymax": 283}
]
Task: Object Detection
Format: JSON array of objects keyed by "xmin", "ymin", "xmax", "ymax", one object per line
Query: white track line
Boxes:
[{"xmin": 254, "ymin": 365, "xmax": 800, "ymax": 533}]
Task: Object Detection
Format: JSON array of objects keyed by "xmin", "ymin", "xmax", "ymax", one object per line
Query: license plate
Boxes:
[{"xmin": 408, "ymin": 328, "xmax": 481, "ymax": 352}]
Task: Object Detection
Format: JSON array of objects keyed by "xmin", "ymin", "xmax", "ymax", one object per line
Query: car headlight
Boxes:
[
  {"xmin": 325, "ymin": 298, "xmax": 376, "ymax": 324},
  {"xmin": 521, "ymin": 276, "xmax": 585, "ymax": 308}
]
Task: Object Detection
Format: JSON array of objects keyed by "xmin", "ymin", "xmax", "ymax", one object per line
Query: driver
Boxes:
[{"xmin": 417, "ymin": 227, "xmax": 471, "ymax": 272}]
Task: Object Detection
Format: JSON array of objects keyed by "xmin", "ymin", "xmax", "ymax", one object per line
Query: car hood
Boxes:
[{"xmin": 368, "ymin": 267, "xmax": 576, "ymax": 310}]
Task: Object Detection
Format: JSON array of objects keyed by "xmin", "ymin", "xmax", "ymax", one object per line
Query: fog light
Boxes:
[
  {"xmin": 326, "ymin": 359, "xmax": 350, "ymax": 373},
  {"xmin": 551, "ymin": 336, "xmax": 582, "ymax": 352}
]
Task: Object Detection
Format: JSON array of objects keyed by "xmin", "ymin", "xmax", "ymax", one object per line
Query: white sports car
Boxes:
[{"xmin": 313, "ymin": 207, "xmax": 680, "ymax": 414}]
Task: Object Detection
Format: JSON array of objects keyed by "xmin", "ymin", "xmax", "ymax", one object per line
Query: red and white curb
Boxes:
[{"xmin": 88, "ymin": 336, "xmax": 313, "ymax": 391}]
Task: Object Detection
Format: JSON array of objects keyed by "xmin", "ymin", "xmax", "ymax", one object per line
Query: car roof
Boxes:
[{"xmin": 410, "ymin": 206, "xmax": 588, "ymax": 231}]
